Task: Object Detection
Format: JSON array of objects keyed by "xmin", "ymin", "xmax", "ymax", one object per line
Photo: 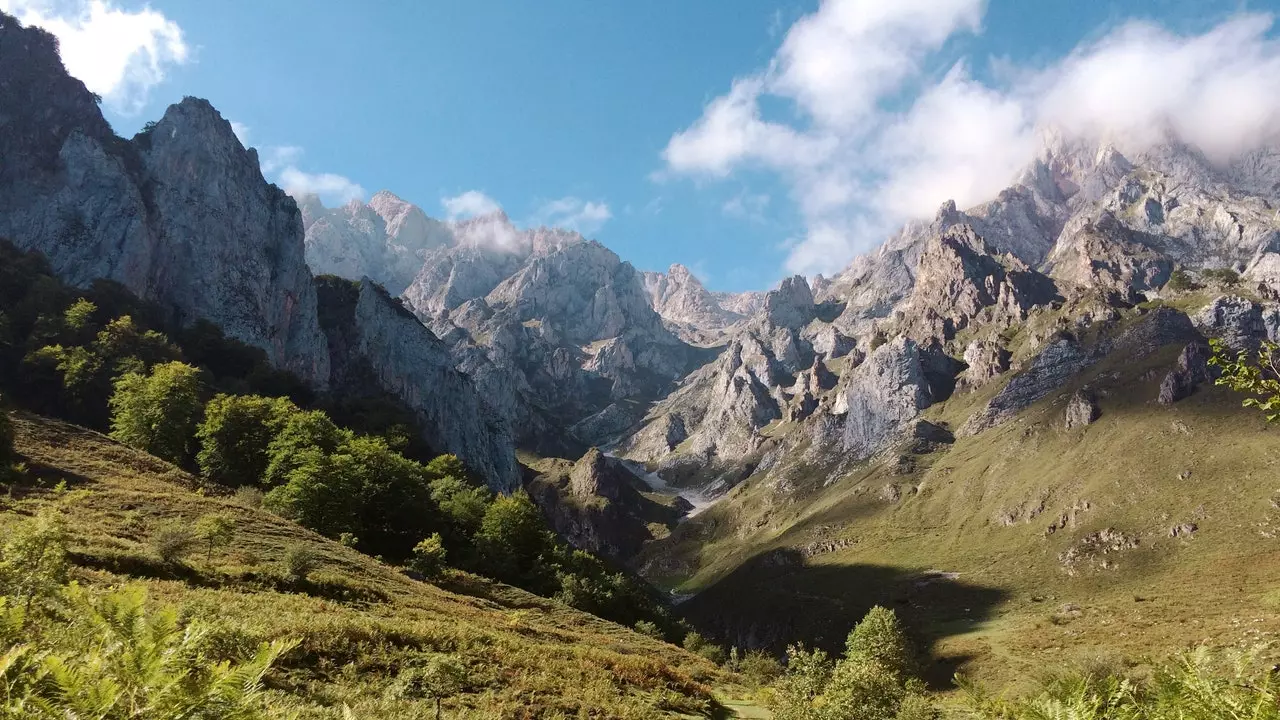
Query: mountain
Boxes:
[
  {"xmin": 0, "ymin": 18, "xmax": 329, "ymax": 385},
  {"xmin": 641, "ymin": 264, "xmax": 762, "ymax": 345},
  {"xmin": 301, "ymin": 191, "xmax": 452, "ymax": 296},
  {"xmin": 625, "ymin": 134, "xmax": 1280, "ymax": 682},
  {"xmin": 302, "ymin": 201, "xmax": 714, "ymax": 451},
  {"xmin": 0, "ymin": 11, "xmax": 517, "ymax": 492}
]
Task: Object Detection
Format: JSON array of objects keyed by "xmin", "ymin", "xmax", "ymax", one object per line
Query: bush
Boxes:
[
  {"xmin": 634, "ymin": 620, "xmax": 664, "ymax": 640},
  {"xmin": 0, "ymin": 584, "xmax": 294, "ymax": 719},
  {"xmin": 109, "ymin": 361, "xmax": 204, "ymax": 464},
  {"xmin": 284, "ymin": 544, "xmax": 320, "ymax": 582},
  {"xmin": 682, "ymin": 631, "xmax": 710, "ymax": 653},
  {"xmin": 1166, "ymin": 269, "xmax": 1198, "ymax": 292},
  {"xmin": 407, "ymin": 533, "xmax": 448, "ymax": 579},
  {"xmin": 194, "ymin": 512, "xmax": 236, "ymax": 564},
  {"xmin": 771, "ymin": 607, "xmax": 932, "ymax": 720},
  {"xmin": 196, "ymin": 394, "xmax": 295, "ymax": 487},
  {"xmin": 1202, "ymin": 267, "xmax": 1240, "ymax": 285},
  {"xmin": 233, "ymin": 485, "xmax": 265, "ymax": 508},
  {"xmin": 152, "ymin": 524, "xmax": 198, "ymax": 565},
  {"xmin": 738, "ymin": 650, "xmax": 784, "ymax": 685},
  {"xmin": 0, "ymin": 509, "xmax": 68, "ymax": 615},
  {"xmin": 845, "ymin": 605, "xmax": 915, "ymax": 678}
]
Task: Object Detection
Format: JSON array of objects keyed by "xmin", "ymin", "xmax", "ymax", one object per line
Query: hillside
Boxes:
[
  {"xmin": 642, "ymin": 295, "xmax": 1280, "ymax": 691},
  {"xmin": 1, "ymin": 411, "xmax": 739, "ymax": 718}
]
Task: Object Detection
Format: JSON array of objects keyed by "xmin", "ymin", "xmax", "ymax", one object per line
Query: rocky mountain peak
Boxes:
[
  {"xmin": 904, "ymin": 224, "xmax": 1060, "ymax": 342},
  {"xmin": 0, "ymin": 13, "xmax": 331, "ymax": 386},
  {"xmin": 763, "ymin": 275, "xmax": 816, "ymax": 330}
]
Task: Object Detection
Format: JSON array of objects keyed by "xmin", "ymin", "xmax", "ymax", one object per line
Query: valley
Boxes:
[{"xmin": 5, "ymin": 2, "xmax": 1280, "ymax": 718}]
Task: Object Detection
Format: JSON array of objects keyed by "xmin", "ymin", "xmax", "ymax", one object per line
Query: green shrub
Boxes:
[
  {"xmin": 407, "ymin": 533, "xmax": 448, "ymax": 579},
  {"xmin": 390, "ymin": 653, "xmax": 469, "ymax": 718},
  {"xmin": 1202, "ymin": 267, "xmax": 1240, "ymax": 285},
  {"xmin": 196, "ymin": 393, "xmax": 296, "ymax": 487},
  {"xmin": 233, "ymin": 485, "xmax": 265, "ymax": 508},
  {"xmin": 738, "ymin": 650, "xmax": 784, "ymax": 685},
  {"xmin": 0, "ymin": 509, "xmax": 68, "ymax": 616},
  {"xmin": 0, "ymin": 584, "xmax": 294, "ymax": 719},
  {"xmin": 194, "ymin": 512, "xmax": 236, "ymax": 564},
  {"xmin": 771, "ymin": 607, "xmax": 932, "ymax": 720},
  {"xmin": 109, "ymin": 361, "xmax": 204, "ymax": 464},
  {"xmin": 844, "ymin": 605, "xmax": 915, "ymax": 678},
  {"xmin": 634, "ymin": 620, "xmax": 664, "ymax": 640},
  {"xmin": 284, "ymin": 544, "xmax": 321, "ymax": 582},
  {"xmin": 962, "ymin": 646, "xmax": 1280, "ymax": 720},
  {"xmin": 1166, "ymin": 269, "xmax": 1198, "ymax": 292},
  {"xmin": 152, "ymin": 523, "xmax": 198, "ymax": 565},
  {"xmin": 682, "ymin": 631, "xmax": 710, "ymax": 653}
]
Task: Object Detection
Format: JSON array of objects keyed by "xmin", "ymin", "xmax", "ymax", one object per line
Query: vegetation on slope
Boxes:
[
  {"xmin": 0, "ymin": 414, "xmax": 728, "ymax": 717},
  {"xmin": 644, "ymin": 300, "xmax": 1280, "ymax": 699}
]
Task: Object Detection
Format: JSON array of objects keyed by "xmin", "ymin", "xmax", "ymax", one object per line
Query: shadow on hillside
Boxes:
[
  {"xmin": 11, "ymin": 457, "xmax": 95, "ymax": 489},
  {"xmin": 681, "ymin": 549, "xmax": 1007, "ymax": 690}
]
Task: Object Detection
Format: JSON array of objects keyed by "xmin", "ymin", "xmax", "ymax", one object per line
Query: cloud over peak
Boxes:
[
  {"xmin": 1, "ymin": 0, "xmax": 189, "ymax": 115},
  {"xmin": 530, "ymin": 197, "xmax": 612, "ymax": 235},
  {"xmin": 662, "ymin": 0, "xmax": 1280, "ymax": 277},
  {"xmin": 442, "ymin": 190, "xmax": 503, "ymax": 220}
]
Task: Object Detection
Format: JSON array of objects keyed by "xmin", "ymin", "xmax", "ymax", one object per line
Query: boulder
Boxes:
[{"xmin": 1064, "ymin": 389, "xmax": 1101, "ymax": 429}]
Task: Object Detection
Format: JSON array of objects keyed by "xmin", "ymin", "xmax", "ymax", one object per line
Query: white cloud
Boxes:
[
  {"xmin": 771, "ymin": 0, "xmax": 984, "ymax": 127},
  {"xmin": 442, "ymin": 191, "xmax": 502, "ymax": 220},
  {"xmin": 1, "ymin": 0, "xmax": 188, "ymax": 115},
  {"xmin": 722, "ymin": 191, "xmax": 771, "ymax": 223},
  {"xmin": 259, "ymin": 145, "xmax": 303, "ymax": 175},
  {"xmin": 279, "ymin": 167, "xmax": 365, "ymax": 205},
  {"xmin": 662, "ymin": 2, "xmax": 1280, "ymax": 277},
  {"xmin": 229, "ymin": 121, "xmax": 250, "ymax": 145},
  {"xmin": 531, "ymin": 197, "xmax": 612, "ymax": 234},
  {"xmin": 256, "ymin": 145, "xmax": 363, "ymax": 205}
]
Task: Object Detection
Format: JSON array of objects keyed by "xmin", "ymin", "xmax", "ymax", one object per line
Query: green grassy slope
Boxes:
[
  {"xmin": 648, "ymin": 314, "xmax": 1280, "ymax": 693},
  {"xmin": 2, "ymin": 413, "xmax": 740, "ymax": 719}
]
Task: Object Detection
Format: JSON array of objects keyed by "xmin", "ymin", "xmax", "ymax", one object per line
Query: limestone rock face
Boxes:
[
  {"xmin": 1047, "ymin": 211, "xmax": 1174, "ymax": 303},
  {"xmin": 1064, "ymin": 389, "xmax": 1101, "ymax": 429},
  {"xmin": 962, "ymin": 336, "xmax": 1096, "ymax": 435},
  {"xmin": 0, "ymin": 15, "xmax": 329, "ymax": 385},
  {"xmin": 302, "ymin": 191, "xmax": 451, "ymax": 295},
  {"xmin": 303, "ymin": 203, "xmax": 707, "ymax": 450},
  {"xmin": 641, "ymin": 264, "xmax": 751, "ymax": 345},
  {"xmin": 817, "ymin": 337, "xmax": 958, "ymax": 460},
  {"xmin": 1192, "ymin": 295, "xmax": 1273, "ymax": 352},
  {"xmin": 615, "ymin": 276, "xmax": 826, "ymax": 477},
  {"xmin": 904, "ymin": 224, "xmax": 1060, "ymax": 341},
  {"xmin": 321, "ymin": 279, "xmax": 520, "ymax": 492},
  {"xmin": 1158, "ymin": 342, "xmax": 1212, "ymax": 405},
  {"xmin": 959, "ymin": 340, "xmax": 1012, "ymax": 390}
]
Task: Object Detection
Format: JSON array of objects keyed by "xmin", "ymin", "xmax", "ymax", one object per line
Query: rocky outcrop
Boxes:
[
  {"xmin": 1048, "ymin": 212, "xmax": 1174, "ymax": 304},
  {"xmin": 526, "ymin": 449, "xmax": 678, "ymax": 563},
  {"xmin": 904, "ymin": 224, "xmax": 1060, "ymax": 342},
  {"xmin": 642, "ymin": 264, "xmax": 749, "ymax": 345},
  {"xmin": 958, "ymin": 339, "xmax": 1012, "ymax": 390},
  {"xmin": 1064, "ymin": 389, "xmax": 1101, "ymax": 429},
  {"xmin": 1158, "ymin": 342, "xmax": 1212, "ymax": 405},
  {"xmin": 1192, "ymin": 295, "xmax": 1278, "ymax": 352},
  {"xmin": 962, "ymin": 336, "xmax": 1095, "ymax": 435},
  {"xmin": 0, "ymin": 13, "xmax": 329, "ymax": 384},
  {"xmin": 317, "ymin": 277, "xmax": 519, "ymax": 491},
  {"xmin": 817, "ymin": 337, "xmax": 959, "ymax": 460},
  {"xmin": 302, "ymin": 191, "xmax": 451, "ymax": 295},
  {"xmin": 615, "ymin": 276, "xmax": 825, "ymax": 477}
]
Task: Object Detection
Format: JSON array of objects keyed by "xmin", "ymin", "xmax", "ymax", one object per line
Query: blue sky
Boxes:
[{"xmin": 5, "ymin": 0, "xmax": 1279, "ymax": 290}]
